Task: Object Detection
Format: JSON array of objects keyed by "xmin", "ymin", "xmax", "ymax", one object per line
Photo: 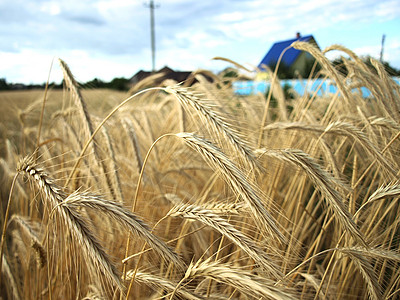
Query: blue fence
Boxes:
[{"xmin": 233, "ymin": 77, "xmax": 400, "ymax": 97}]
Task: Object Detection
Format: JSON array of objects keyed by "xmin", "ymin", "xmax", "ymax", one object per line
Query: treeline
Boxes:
[
  {"xmin": 331, "ymin": 55, "xmax": 400, "ymax": 77},
  {"xmin": 0, "ymin": 77, "xmax": 131, "ymax": 91},
  {"xmin": 270, "ymin": 55, "xmax": 400, "ymax": 80},
  {"xmin": 2, "ymin": 56, "xmax": 399, "ymax": 91}
]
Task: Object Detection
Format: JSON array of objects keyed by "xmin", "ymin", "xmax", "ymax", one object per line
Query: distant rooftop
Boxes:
[{"xmin": 258, "ymin": 34, "xmax": 317, "ymax": 70}]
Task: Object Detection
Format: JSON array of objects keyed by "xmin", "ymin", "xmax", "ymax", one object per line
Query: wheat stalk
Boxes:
[
  {"xmin": 121, "ymin": 117, "xmax": 143, "ymax": 174},
  {"xmin": 100, "ymin": 125, "xmax": 124, "ymax": 203},
  {"xmin": 1, "ymin": 254, "xmax": 21, "ymax": 300},
  {"xmin": 59, "ymin": 58, "xmax": 119, "ymax": 199}
]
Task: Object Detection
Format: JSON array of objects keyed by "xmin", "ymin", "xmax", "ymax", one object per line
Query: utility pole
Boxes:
[
  {"xmin": 146, "ymin": 1, "xmax": 158, "ymax": 72},
  {"xmin": 380, "ymin": 34, "xmax": 386, "ymax": 63}
]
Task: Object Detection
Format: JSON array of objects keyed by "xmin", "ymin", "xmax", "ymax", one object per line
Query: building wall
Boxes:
[{"xmin": 291, "ymin": 51, "xmax": 316, "ymax": 77}]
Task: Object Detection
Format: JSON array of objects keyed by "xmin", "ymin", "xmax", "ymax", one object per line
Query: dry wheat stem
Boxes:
[
  {"xmin": 258, "ymin": 45, "xmax": 292, "ymax": 148},
  {"xmin": 1, "ymin": 254, "xmax": 21, "ymax": 300},
  {"xmin": 0, "ymin": 172, "xmax": 19, "ymax": 288},
  {"xmin": 65, "ymin": 86, "xmax": 164, "ymax": 187},
  {"xmin": 121, "ymin": 117, "xmax": 143, "ymax": 173}
]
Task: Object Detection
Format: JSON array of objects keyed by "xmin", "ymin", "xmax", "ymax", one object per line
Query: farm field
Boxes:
[{"xmin": 1, "ymin": 43, "xmax": 400, "ymax": 299}]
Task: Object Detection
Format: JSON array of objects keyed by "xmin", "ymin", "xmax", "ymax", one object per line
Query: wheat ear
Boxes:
[
  {"xmin": 185, "ymin": 258, "xmax": 297, "ymax": 300},
  {"xmin": 165, "ymin": 85, "xmax": 259, "ymax": 170},
  {"xmin": 82, "ymin": 285, "xmax": 106, "ymax": 300},
  {"xmin": 363, "ymin": 184, "xmax": 400, "ymax": 208},
  {"xmin": 58, "ymin": 59, "xmax": 96, "ymax": 148},
  {"xmin": 323, "ymin": 44, "xmax": 369, "ymax": 72},
  {"xmin": 264, "ymin": 121, "xmax": 396, "ymax": 177},
  {"xmin": 370, "ymin": 58, "xmax": 400, "ymax": 120},
  {"xmin": 62, "ymin": 190, "xmax": 185, "ymax": 271},
  {"xmin": 125, "ymin": 270, "xmax": 206, "ymax": 300},
  {"xmin": 292, "ymin": 41, "xmax": 351, "ymax": 104},
  {"xmin": 9, "ymin": 215, "xmax": 46, "ymax": 268},
  {"xmin": 58, "ymin": 58, "xmax": 117, "ymax": 199},
  {"xmin": 201, "ymin": 201, "xmax": 245, "ymax": 214},
  {"xmin": 338, "ymin": 248, "xmax": 381, "ymax": 300},
  {"xmin": 257, "ymin": 148, "xmax": 367, "ymax": 247},
  {"xmin": 175, "ymin": 132, "xmax": 285, "ymax": 243},
  {"xmin": 168, "ymin": 203, "xmax": 282, "ymax": 278},
  {"xmin": 325, "ymin": 121, "xmax": 396, "ymax": 177},
  {"xmin": 16, "ymin": 154, "xmax": 124, "ymax": 292}
]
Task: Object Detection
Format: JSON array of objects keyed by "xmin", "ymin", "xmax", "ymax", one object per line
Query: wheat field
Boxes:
[{"xmin": 1, "ymin": 42, "xmax": 400, "ymax": 299}]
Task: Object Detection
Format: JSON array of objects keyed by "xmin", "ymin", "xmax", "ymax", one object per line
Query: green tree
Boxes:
[{"xmin": 0, "ymin": 78, "xmax": 10, "ymax": 90}]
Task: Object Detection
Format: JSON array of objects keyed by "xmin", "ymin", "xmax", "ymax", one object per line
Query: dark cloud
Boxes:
[{"xmin": 62, "ymin": 14, "xmax": 106, "ymax": 26}]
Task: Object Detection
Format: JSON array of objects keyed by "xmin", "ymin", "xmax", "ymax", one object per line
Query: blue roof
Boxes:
[{"xmin": 258, "ymin": 35, "xmax": 314, "ymax": 70}]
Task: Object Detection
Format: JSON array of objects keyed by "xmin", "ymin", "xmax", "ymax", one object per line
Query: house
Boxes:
[
  {"xmin": 129, "ymin": 66, "xmax": 192, "ymax": 87},
  {"xmin": 258, "ymin": 33, "xmax": 320, "ymax": 78}
]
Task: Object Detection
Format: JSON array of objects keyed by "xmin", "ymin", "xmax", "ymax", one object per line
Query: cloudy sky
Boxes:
[{"xmin": 1, "ymin": 0, "xmax": 399, "ymax": 84}]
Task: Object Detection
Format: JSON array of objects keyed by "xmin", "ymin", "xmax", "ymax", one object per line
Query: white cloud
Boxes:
[
  {"xmin": 384, "ymin": 38, "xmax": 400, "ymax": 67},
  {"xmin": 1, "ymin": 0, "xmax": 399, "ymax": 84},
  {"xmin": 215, "ymin": 12, "xmax": 244, "ymax": 23},
  {"xmin": 353, "ymin": 45, "xmax": 381, "ymax": 60},
  {"xmin": 40, "ymin": 2, "xmax": 61, "ymax": 16},
  {"xmin": 0, "ymin": 49, "xmax": 61, "ymax": 84}
]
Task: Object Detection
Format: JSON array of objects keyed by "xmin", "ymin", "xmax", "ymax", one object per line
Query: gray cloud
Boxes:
[{"xmin": 62, "ymin": 14, "xmax": 106, "ymax": 26}]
